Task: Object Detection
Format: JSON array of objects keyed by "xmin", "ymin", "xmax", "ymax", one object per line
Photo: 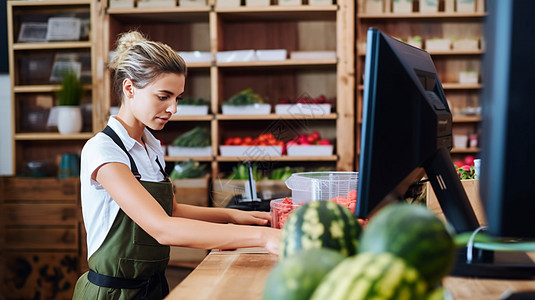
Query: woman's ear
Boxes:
[{"xmin": 122, "ymin": 78, "xmax": 135, "ymax": 98}]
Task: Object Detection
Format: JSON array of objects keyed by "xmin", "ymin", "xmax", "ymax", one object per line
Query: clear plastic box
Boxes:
[{"xmin": 285, "ymin": 171, "xmax": 358, "ymax": 204}]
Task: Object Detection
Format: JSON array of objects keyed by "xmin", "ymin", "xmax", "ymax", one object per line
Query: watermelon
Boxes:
[
  {"xmin": 280, "ymin": 200, "xmax": 362, "ymax": 260},
  {"xmin": 262, "ymin": 248, "xmax": 346, "ymax": 300},
  {"xmin": 311, "ymin": 252, "xmax": 428, "ymax": 300},
  {"xmin": 358, "ymin": 203, "xmax": 455, "ymax": 288}
]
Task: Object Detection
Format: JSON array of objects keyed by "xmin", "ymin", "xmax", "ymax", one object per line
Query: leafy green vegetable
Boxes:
[
  {"xmin": 223, "ymin": 88, "xmax": 264, "ymax": 106},
  {"xmin": 169, "ymin": 160, "xmax": 207, "ymax": 179},
  {"xmin": 228, "ymin": 163, "xmax": 262, "ymax": 180},
  {"xmin": 172, "ymin": 126, "xmax": 210, "ymax": 148},
  {"xmin": 269, "ymin": 166, "xmax": 302, "ymax": 181},
  {"xmin": 178, "ymin": 97, "xmax": 209, "ymax": 106}
]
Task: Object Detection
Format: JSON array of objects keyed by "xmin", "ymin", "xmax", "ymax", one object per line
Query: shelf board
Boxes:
[
  {"xmin": 452, "ymin": 115, "xmax": 481, "ymax": 123},
  {"xmin": 13, "ymin": 84, "xmax": 93, "ymax": 93},
  {"xmin": 358, "ymin": 49, "xmax": 483, "ymax": 56},
  {"xmin": 216, "ymin": 113, "xmax": 337, "ymax": 120},
  {"xmin": 216, "ymin": 155, "xmax": 338, "ymax": 162},
  {"xmin": 451, "ymin": 147, "xmax": 480, "ymax": 153},
  {"xmin": 215, "ymin": 5, "xmax": 337, "ymax": 21},
  {"xmin": 216, "ymin": 59, "xmax": 337, "ymax": 68},
  {"xmin": 358, "ymin": 83, "xmax": 482, "ymax": 91},
  {"xmin": 164, "ymin": 156, "xmax": 213, "ymax": 162},
  {"xmin": 187, "ymin": 62, "xmax": 212, "ymax": 68},
  {"xmin": 15, "ymin": 132, "xmax": 94, "ymax": 140},
  {"xmin": 107, "ymin": 6, "xmax": 210, "ymax": 22},
  {"xmin": 13, "ymin": 41, "xmax": 92, "ymax": 50},
  {"xmin": 8, "ymin": 0, "xmax": 91, "ymax": 7},
  {"xmin": 170, "ymin": 115, "xmax": 213, "ymax": 121},
  {"xmin": 442, "ymin": 83, "xmax": 482, "ymax": 90},
  {"xmin": 358, "ymin": 12, "xmax": 487, "ymax": 19}
]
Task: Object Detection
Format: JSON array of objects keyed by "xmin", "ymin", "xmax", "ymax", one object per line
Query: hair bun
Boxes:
[{"xmin": 116, "ymin": 31, "xmax": 146, "ymax": 54}]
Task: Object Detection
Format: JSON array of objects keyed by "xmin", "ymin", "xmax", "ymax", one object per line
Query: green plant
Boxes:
[
  {"xmin": 56, "ymin": 70, "xmax": 84, "ymax": 106},
  {"xmin": 178, "ymin": 97, "xmax": 209, "ymax": 106},
  {"xmin": 223, "ymin": 88, "xmax": 264, "ymax": 106}
]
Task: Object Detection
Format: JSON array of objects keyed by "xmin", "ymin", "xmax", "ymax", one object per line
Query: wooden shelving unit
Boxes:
[
  {"xmin": 100, "ymin": 1, "xmax": 355, "ymax": 183},
  {"xmin": 355, "ymin": 1, "xmax": 486, "ymax": 166},
  {"xmin": 7, "ymin": 0, "xmax": 100, "ymax": 175}
]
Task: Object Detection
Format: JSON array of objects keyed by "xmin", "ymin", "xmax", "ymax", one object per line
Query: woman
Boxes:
[{"xmin": 73, "ymin": 31, "xmax": 281, "ymax": 299}]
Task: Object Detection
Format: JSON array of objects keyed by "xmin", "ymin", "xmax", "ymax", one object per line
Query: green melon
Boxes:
[
  {"xmin": 311, "ymin": 252, "xmax": 428, "ymax": 300},
  {"xmin": 358, "ymin": 203, "xmax": 456, "ymax": 288},
  {"xmin": 262, "ymin": 248, "xmax": 346, "ymax": 300},
  {"xmin": 280, "ymin": 200, "xmax": 362, "ymax": 260}
]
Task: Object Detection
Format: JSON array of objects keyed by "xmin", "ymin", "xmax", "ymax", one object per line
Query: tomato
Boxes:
[
  {"xmin": 224, "ymin": 138, "xmax": 234, "ymax": 145},
  {"xmin": 243, "ymin": 136, "xmax": 253, "ymax": 145},
  {"xmin": 233, "ymin": 137, "xmax": 243, "ymax": 145},
  {"xmin": 347, "ymin": 190, "xmax": 357, "ymax": 201}
]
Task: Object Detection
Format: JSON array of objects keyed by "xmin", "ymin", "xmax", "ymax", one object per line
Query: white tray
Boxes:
[
  {"xmin": 222, "ymin": 104, "xmax": 271, "ymax": 115},
  {"xmin": 275, "ymin": 103, "xmax": 331, "ymax": 115},
  {"xmin": 168, "ymin": 146, "xmax": 212, "ymax": 157},
  {"xmin": 174, "ymin": 105, "xmax": 209, "ymax": 116},
  {"xmin": 290, "ymin": 51, "xmax": 336, "ymax": 60},
  {"xmin": 287, "ymin": 145, "xmax": 333, "ymax": 156},
  {"xmin": 220, "ymin": 145, "xmax": 282, "ymax": 157},
  {"xmin": 177, "ymin": 51, "xmax": 211, "ymax": 63},
  {"xmin": 216, "ymin": 50, "xmax": 256, "ymax": 62}
]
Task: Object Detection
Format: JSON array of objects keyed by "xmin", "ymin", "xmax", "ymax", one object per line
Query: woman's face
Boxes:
[{"xmin": 129, "ymin": 73, "xmax": 185, "ymax": 130}]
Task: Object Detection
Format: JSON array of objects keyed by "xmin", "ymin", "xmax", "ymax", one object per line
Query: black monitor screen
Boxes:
[{"xmin": 356, "ymin": 28, "xmax": 478, "ymax": 234}]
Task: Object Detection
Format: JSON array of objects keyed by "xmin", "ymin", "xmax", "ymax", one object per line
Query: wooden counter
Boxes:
[{"xmin": 167, "ymin": 249, "xmax": 535, "ymax": 300}]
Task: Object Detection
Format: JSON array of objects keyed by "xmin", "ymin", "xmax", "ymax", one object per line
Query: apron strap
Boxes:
[
  {"xmin": 88, "ymin": 269, "xmax": 169, "ymax": 298},
  {"xmin": 101, "ymin": 125, "xmax": 168, "ymax": 180}
]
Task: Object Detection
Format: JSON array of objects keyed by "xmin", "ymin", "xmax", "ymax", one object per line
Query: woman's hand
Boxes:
[
  {"xmin": 228, "ymin": 210, "xmax": 272, "ymax": 226},
  {"xmin": 261, "ymin": 227, "xmax": 282, "ymax": 255}
]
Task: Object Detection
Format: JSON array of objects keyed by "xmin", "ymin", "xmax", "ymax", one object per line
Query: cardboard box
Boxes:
[
  {"xmin": 173, "ymin": 174, "xmax": 210, "ymax": 207},
  {"xmin": 426, "ymin": 179, "xmax": 486, "ymax": 225}
]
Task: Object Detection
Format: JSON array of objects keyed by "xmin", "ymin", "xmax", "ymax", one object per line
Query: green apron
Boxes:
[{"xmin": 73, "ymin": 126, "xmax": 173, "ymax": 299}]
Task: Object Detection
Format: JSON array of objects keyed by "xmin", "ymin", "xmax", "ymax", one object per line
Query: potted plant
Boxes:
[{"xmin": 56, "ymin": 69, "xmax": 84, "ymax": 134}]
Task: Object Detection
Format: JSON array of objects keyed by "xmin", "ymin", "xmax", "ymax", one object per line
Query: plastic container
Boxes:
[
  {"xmin": 285, "ymin": 171, "xmax": 358, "ymax": 204},
  {"xmin": 270, "ymin": 198, "xmax": 301, "ymax": 229}
]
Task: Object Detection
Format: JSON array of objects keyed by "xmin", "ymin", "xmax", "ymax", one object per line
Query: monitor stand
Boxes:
[{"xmin": 451, "ymin": 247, "xmax": 535, "ymax": 279}]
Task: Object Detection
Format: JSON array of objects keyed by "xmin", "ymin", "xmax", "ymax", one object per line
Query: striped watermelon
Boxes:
[
  {"xmin": 358, "ymin": 203, "xmax": 455, "ymax": 288},
  {"xmin": 280, "ymin": 200, "xmax": 361, "ymax": 260},
  {"xmin": 262, "ymin": 248, "xmax": 346, "ymax": 300},
  {"xmin": 311, "ymin": 252, "xmax": 428, "ymax": 300}
]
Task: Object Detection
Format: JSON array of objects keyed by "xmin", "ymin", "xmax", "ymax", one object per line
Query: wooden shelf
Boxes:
[
  {"xmin": 452, "ymin": 115, "xmax": 481, "ymax": 123},
  {"xmin": 358, "ymin": 49, "xmax": 483, "ymax": 57},
  {"xmin": 451, "ymin": 147, "xmax": 480, "ymax": 153},
  {"xmin": 186, "ymin": 62, "xmax": 212, "ymax": 69},
  {"xmin": 170, "ymin": 115, "xmax": 213, "ymax": 121},
  {"xmin": 216, "ymin": 59, "xmax": 337, "ymax": 68},
  {"xmin": 13, "ymin": 41, "xmax": 92, "ymax": 50},
  {"xmin": 14, "ymin": 132, "xmax": 94, "ymax": 140},
  {"xmin": 215, "ymin": 5, "xmax": 337, "ymax": 21},
  {"xmin": 107, "ymin": 6, "xmax": 210, "ymax": 22},
  {"xmin": 442, "ymin": 83, "xmax": 482, "ymax": 90},
  {"xmin": 358, "ymin": 83, "xmax": 482, "ymax": 91},
  {"xmin": 358, "ymin": 12, "xmax": 487, "ymax": 19},
  {"xmin": 164, "ymin": 156, "xmax": 213, "ymax": 162},
  {"xmin": 8, "ymin": 0, "xmax": 91, "ymax": 7},
  {"xmin": 216, "ymin": 155, "xmax": 338, "ymax": 162},
  {"xmin": 13, "ymin": 84, "xmax": 92, "ymax": 93},
  {"xmin": 216, "ymin": 113, "xmax": 337, "ymax": 120}
]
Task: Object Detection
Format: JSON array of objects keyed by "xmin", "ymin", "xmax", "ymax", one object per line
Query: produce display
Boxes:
[
  {"xmin": 169, "ymin": 160, "xmax": 207, "ymax": 180},
  {"xmin": 310, "ymin": 252, "xmax": 427, "ymax": 300},
  {"xmin": 178, "ymin": 96, "xmax": 209, "ymax": 106},
  {"xmin": 223, "ymin": 88, "xmax": 265, "ymax": 106},
  {"xmin": 279, "ymin": 200, "xmax": 362, "ymax": 260},
  {"xmin": 286, "ymin": 131, "xmax": 331, "ymax": 147},
  {"xmin": 263, "ymin": 248, "xmax": 346, "ymax": 300},
  {"xmin": 265, "ymin": 202, "xmax": 456, "ymax": 300},
  {"xmin": 277, "ymin": 94, "xmax": 331, "ymax": 105},
  {"xmin": 358, "ymin": 203, "xmax": 456, "ymax": 288},
  {"xmin": 172, "ymin": 126, "xmax": 210, "ymax": 148},
  {"xmin": 454, "ymin": 154, "xmax": 476, "ymax": 179},
  {"xmin": 223, "ymin": 133, "xmax": 284, "ymax": 147}
]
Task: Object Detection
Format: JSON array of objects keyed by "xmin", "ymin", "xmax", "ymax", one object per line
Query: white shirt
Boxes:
[{"xmin": 80, "ymin": 116, "xmax": 166, "ymax": 258}]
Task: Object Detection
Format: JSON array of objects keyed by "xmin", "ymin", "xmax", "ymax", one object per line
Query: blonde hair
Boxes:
[{"xmin": 108, "ymin": 31, "xmax": 187, "ymax": 102}]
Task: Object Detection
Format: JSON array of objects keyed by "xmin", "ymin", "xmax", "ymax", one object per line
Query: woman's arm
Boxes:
[
  {"xmin": 96, "ymin": 162, "xmax": 281, "ymax": 253},
  {"xmin": 172, "ymin": 202, "xmax": 271, "ymax": 226}
]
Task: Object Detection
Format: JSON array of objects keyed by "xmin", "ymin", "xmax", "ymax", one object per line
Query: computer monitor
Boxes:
[
  {"xmin": 480, "ymin": 0, "xmax": 535, "ymax": 240},
  {"xmin": 355, "ymin": 28, "xmax": 479, "ymax": 234},
  {"xmin": 357, "ymin": 4, "xmax": 535, "ymax": 277}
]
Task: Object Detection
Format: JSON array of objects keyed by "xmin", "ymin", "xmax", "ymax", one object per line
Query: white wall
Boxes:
[{"xmin": 0, "ymin": 74, "xmax": 12, "ymax": 175}]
